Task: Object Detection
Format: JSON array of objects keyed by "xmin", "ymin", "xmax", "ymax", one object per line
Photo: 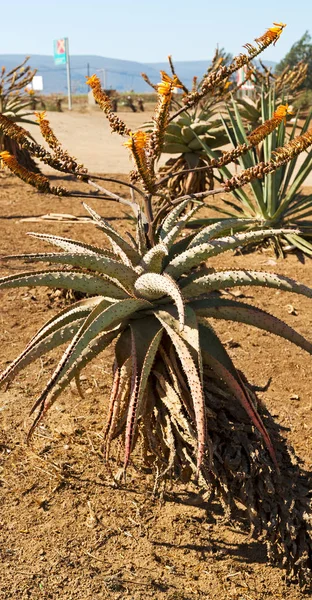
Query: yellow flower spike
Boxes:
[
  {"xmin": 0, "ymin": 151, "xmax": 68, "ymax": 195},
  {"xmin": 86, "ymin": 74, "xmax": 130, "ymax": 137},
  {"xmin": 256, "ymin": 22, "xmax": 286, "ymax": 47},
  {"xmin": 124, "ymin": 130, "xmax": 148, "ymax": 152},
  {"xmin": 86, "ymin": 74, "xmax": 100, "ymax": 88},
  {"xmin": 157, "ymin": 71, "xmax": 183, "ymax": 97},
  {"xmin": 35, "ymin": 111, "xmax": 47, "ymax": 124},
  {"xmin": 273, "ymin": 103, "xmax": 293, "ymax": 125},
  {"xmin": 247, "ymin": 104, "xmax": 292, "ymax": 146},
  {"xmin": 124, "ymin": 131, "xmax": 153, "ymax": 191}
]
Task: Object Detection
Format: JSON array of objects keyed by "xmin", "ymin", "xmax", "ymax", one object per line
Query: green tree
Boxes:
[{"xmin": 275, "ymin": 31, "xmax": 312, "ymax": 88}]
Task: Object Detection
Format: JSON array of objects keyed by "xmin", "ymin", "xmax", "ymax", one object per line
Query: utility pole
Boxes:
[
  {"xmin": 65, "ymin": 38, "xmax": 72, "ymax": 110},
  {"xmin": 97, "ymin": 68, "xmax": 107, "ymax": 89}
]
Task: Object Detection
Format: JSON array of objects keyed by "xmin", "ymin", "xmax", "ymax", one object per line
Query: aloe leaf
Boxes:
[
  {"xmin": 29, "ymin": 298, "xmax": 149, "ymax": 427},
  {"xmin": 0, "ymin": 269, "xmax": 128, "ymax": 298},
  {"xmin": 124, "ymin": 319, "xmax": 163, "ymax": 468},
  {"xmin": 28, "ymin": 328, "xmax": 119, "ymax": 437},
  {"xmin": 284, "ymin": 233, "xmax": 312, "ymax": 256},
  {"xmin": 159, "ymin": 304, "xmax": 203, "ymax": 384},
  {"xmin": 139, "ymin": 243, "xmax": 168, "ymax": 273},
  {"xmin": 27, "ymin": 232, "xmax": 116, "ymax": 257},
  {"xmin": 274, "ymin": 150, "xmax": 312, "ymax": 221},
  {"xmin": 102, "ymin": 361, "xmax": 122, "ymax": 449},
  {"xmin": 136, "ymin": 211, "xmax": 148, "ymax": 256},
  {"xmin": 154, "ymin": 370, "xmax": 195, "ymax": 446},
  {"xmin": 154, "ymin": 309, "xmax": 206, "ymax": 473},
  {"xmin": 103, "ymin": 329, "xmax": 132, "ymax": 452},
  {"xmin": 47, "ymin": 298, "xmax": 150, "ymax": 392},
  {"xmin": 83, "ymin": 203, "xmax": 141, "ymax": 266},
  {"xmin": 286, "ymin": 194, "xmax": 312, "ymax": 217},
  {"xmin": 2, "ymin": 252, "xmax": 138, "ymax": 294},
  {"xmin": 188, "ymin": 218, "xmax": 259, "ymax": 248},
  {"xmin": 166, "ymin": 228, "xmax": 293, "ymax": 280},
  {"xmin": 25, "ymin": 296, "xmax": 104, "ymax": 351},
  {"xmin": 191, "ymin": 134, "xmax": 254, "ymax": 212},
  {"xmin": 167, "ymin": 233, "xmax": 197, "ymax": 262},
  {"xmin": 158, "ymin": 199, "xmax": 203, "ymax": 241},
  {"xmin": 161, "ymin": 203, "xmax": 203, "ymax": 248},
  {"xmin": 199, "ymin": 322, "xmax": 277, "ymax": 466},
  {"xmin": 182, "ymin": 268, "xmax": 312, "ymax": 300},
  {"xmin": 226, "ymin": 104, "xmax": 266, "ymax": 215},
  {"xmin": 191, "ymin": 297, "xmax": 312, "ymax": 354},
  {"xmin": 134, "ymin": 273, "xmax": 185, "ymax": 330},
  {"xmin": 0, "ymin": 320, "xmax": 83, "ymax": 388}
]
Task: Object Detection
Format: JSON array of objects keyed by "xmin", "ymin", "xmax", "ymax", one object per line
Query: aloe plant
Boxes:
[
  {"xmin": 201, "ymin": 91, "xmax": 312, "ymax": 255},
  {"xmin": 1, "ymin": 200, "xmax": 312, "ymax": 584},
  {"xmin": 236, "ymin": 59, "xmax": 308, "ymax": 128},
  {"xmin": 1, "ymin": 23, "xmax": 312, "ymax": 588},
  {"xmin": 0, "ymin": 57, "xmax": 40, "ymax": 171}
]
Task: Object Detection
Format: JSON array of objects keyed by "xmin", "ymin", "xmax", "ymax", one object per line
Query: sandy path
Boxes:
[{"xmin": 26, "ymin": 110, "xmax": 166, "ymax": 174}]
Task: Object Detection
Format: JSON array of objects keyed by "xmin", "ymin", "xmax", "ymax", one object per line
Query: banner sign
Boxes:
[
  {"xmin": 32, "ymin": 75, "xmax": 43, "ymax": 91},
  {"xmin": 53, "ymin": 38, "xmax": 67, "ymax": 65}
]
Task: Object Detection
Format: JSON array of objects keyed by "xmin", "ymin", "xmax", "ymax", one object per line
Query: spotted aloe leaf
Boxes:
[
  {"xmin": 25, "ymin": 296, "xmax": 104, "ymax": 350},
  {"xmin": 32, "ymin": 298, "xmax": 150, "ymax": 409},
  {"xmin": 158, "ymin": 199, "xmax": 203, "ymax": 241},
  {"xmin": 0, "ymin": 269, "xmax": 128, "ymax": 298},
  {"xmin": 103, "ymin": 330, "xmax": 132, "ymax": 455},
  {"xmin": 0, "ymin": 296, "xmax": 104, "ymax": 388},
  {"xmin": 198, "ymin": 321, "xmax": 277, "ymax": 467},
  {"xmin": 158, "ymin": 304, "xmax": 203, "ymax": 383},
  {"xmin": 83, "ymin": 203, "xmax": 141, "ymax": 266},
  {"xmin": 167, "ymin": 233, "xmax": 198, "ymax": 263},
  {"xmin": 27, "ymin": 231, "xmax": 116, "ymax": 257},
  {"xmin": 162, "ymin": 203, "xmax": 203, "ymax": 248},
  {"xmin": 192, "ymin": 297, "xmax": 312, "ymax": 355},
  {"xmin": 153, "ymin": 370, "xmax": 195, "ymax": 447},
  {"xmin": 2, "ymin": 252, "xmax": 138, "ymax": 294},
  {"xmin": 166, "ymin": 228, "xmax": 296, "ymax": 279},
  {"xmin": 29, "ymin": 328, "xmax": 119, "ymax": 437},
  {"xmin": 124, "ymin": 318, "xmax": 163, "ymax": 468},
  {"xmin": 28, "ymin": 299, "xmax": 149, "ymax": 433},
  {"xmin": 154, "ymin": 308, "xmax": 207, "ymax": 473},
  {"xmin": 134, "ymin": 273, "xmax": 185, "ymax": 330},
  {"xmin": 187, "ymin": 218, "xmax": 259, "ymax": 248},
  {"xmin": 181, "ymin": 269, "xmax": 312, "ymax": 300},
  {"xmin": 0, "ymin": 321, "xmax": 83, "ymax": 388},
  {"xmin": 139, "ymin": 243, "xmax": 168, "ymax": 273}
]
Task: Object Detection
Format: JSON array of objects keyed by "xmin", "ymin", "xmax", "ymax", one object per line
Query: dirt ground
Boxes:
[
  {"xmin": 1, "ymin": 170, "xmax": 312, "ymax": 600},
  {"xmin": 25, "ymin": 110, "xmax": 168, "ymax": 175}
]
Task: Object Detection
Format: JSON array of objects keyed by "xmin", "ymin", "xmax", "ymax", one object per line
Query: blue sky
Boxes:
[{"xmin": 1, "ymin": 0, "xmax": 311, "ymax": 63}]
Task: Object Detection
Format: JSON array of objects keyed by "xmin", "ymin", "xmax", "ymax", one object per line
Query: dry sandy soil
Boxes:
[
  {"xmin": 0, "ymin": 120, "xmax": 312, "ymax": 599},
  {"xmin": 26, "ymin": 109, "xmax": 168, "ymax": 175}
]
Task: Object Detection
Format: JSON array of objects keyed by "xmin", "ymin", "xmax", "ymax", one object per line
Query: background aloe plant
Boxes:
[
  {"xmin": 0, "ymin": 57, "xmax": 40, "ymax": 171},
  {"xmin": 200, "ymin": 90, "xmax": 312, "ymax": 255},
  {"xmin": 143, "ymin": 50, "xmax": 231, "ymax": 197},
  {"xmin": 236, "ymin": 59, "xmax": 308, "ymax": 128},
  {"xmin": 1, "ymin": 22, "xmax": 312, "ymax": 589}
]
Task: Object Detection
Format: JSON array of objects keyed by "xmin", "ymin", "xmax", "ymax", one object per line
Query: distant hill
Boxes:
[{"xmin": 0, "ymin": 54, "xmax": 277, "ymax": 95}]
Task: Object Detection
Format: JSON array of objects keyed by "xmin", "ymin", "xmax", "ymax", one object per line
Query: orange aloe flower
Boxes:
[
  {"xmin": 157, "ymin": 71, "xmax": 182, "ymax": 97},
  {"xmin": 35, "ymin": 110, "xmax": 47, "ymax": 123},
  {"xmin": 124, "ymin": 130, "xmax": 148, "ymax": 152},
  {"xmin": 273, "ymin": 103, "xmax": 293, "ymax": 124},
  {"xmin": 256, "ymin": 22, "xmax": 286, "ymax": 46}
]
